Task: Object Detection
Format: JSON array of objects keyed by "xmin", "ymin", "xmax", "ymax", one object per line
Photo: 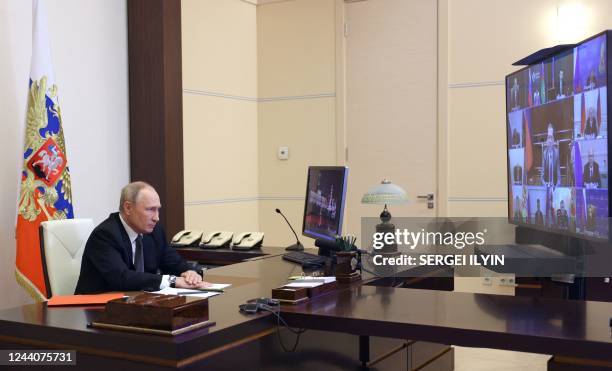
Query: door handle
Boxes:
[{"xmin": 417, "ymin": 193, "xmax": 434, "ymax": 209}]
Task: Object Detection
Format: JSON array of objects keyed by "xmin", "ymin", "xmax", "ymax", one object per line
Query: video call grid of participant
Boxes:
[
  {"xmin": 507, "ymin": 34, "xmax": 608, "ymax": 238},
  {"xmin": 574, "ymin": 34, "xmax": 607, "ymax": 94},
  {"xmin": 573, "ymin": 88, "xmax": 608, "ymax": 140}
]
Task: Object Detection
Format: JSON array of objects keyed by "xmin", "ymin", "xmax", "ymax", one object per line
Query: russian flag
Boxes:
[
  {"xmin": 597, "ymin": 88, "xmax": 602, "ymax": 132},
  {"xmin": 16, "ymin": 0, "xmax": 74, "ymax": 300}
]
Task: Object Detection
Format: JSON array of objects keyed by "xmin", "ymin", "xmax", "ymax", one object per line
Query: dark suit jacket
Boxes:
[
  {"xmin": 75, "ymin": 213, "xmax": 195, "ymax": 294},
  {"xmin": 584, "ymin": 117, "xmax": 598, "ymax": 137}
]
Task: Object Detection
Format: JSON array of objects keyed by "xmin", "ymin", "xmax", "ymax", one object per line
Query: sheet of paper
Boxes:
[
  {"xmin": 152, "ymin": 287, "xmax": 220, "ymax": 298},
  {"xmin": 290, "ymin": 276, "xmax": 336, "ymax": 284},
  {"xmin": 284, "ymin": 281, "xmax": 324, "ymax": 288},
  {"xmin": 205, "ymin": 283, "xmax": 232, "ymax": 290}
]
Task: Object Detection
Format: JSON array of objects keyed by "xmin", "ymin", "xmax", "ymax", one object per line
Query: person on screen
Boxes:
[
  {"xmin": 584, "ymin": 107, "xmax": 598, "ymax": 138},
  {"xmin": 75, "ymin": 181, "xmax": 211, "ymax": 294},
  {"xmin": 556, "ymin": 200, "xmax": 569, "ymax": 230},
  {"xmin": 583, "ymin": 150, "xmax": 602, "ymax": 188},
  {"xmin": 513, "ymin": 164, "xmax": 523, "ymax": 185},
  {"xmin": 599, "ymin": 43, "xmax": 606, "ymax": 75},
  {"xmin": 586, "ymin": 69, "xmax": 597, "ymax": 90},
  {"xmin": 512, "ymin": 128, "xmax": 521, "ymax": 148},
  {"xmin": 557, "ymin": 69, "xmax": 566, "ymax": 98},
  {"xmin": 510, "ymin": 78, "xmax": 520, "ymax": 109},
  {"xmin": 534, "ymin": 198, "xmax": 544, "ymax": 225},
  {"xmin": 513, "ymin": 195, "xmax": 522, "ymax": 222},
  {"xmin": 533, "ymin": 90, "xmax": 541, "ymax": 105},
  {"xmin": 567, "ymin": 141, "xmax": 576, "ymax": 186},
  {"xmin": 541, "ymin": 123, "xmax": 560, "ymax": 186},
  {"xmin": 586, "ymin": 204, "xmax": 597, "ymax": 232}
]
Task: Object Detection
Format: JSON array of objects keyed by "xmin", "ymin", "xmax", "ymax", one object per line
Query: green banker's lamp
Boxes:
[{"xmin": 361, "ymin": 179, "xmax": 409, "ymax": 252}]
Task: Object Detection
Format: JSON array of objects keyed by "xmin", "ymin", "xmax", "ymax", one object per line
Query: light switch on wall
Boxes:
[{"xmin": 278, "ymin": 146, "xmax": 289, "ymax": 160}]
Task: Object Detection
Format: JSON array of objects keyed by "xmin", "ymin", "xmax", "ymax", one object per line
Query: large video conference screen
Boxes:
[{"xmin": 506, "ymin": 33, "xmax": 609, "ymax": 239}]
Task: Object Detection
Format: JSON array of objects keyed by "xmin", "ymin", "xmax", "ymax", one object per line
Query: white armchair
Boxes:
[{"xmin": 40, "ymin": 219, "xmax": 94, "ymax": 297}]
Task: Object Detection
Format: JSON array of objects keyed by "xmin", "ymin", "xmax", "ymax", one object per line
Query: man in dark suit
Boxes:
[
  {"xmin": 513, "ymin": 164, "xmax": 523, "ymax": 184},
  {"xmin": 511, "ymin": 128, "xmax": 521, "ymax": 148},
  {"xmin": 534, "ymin": 198, "xmax": 544, "ymax": 225},
  {"xmin": 556, "ymin": 200, "xmax": 569, "ymax": 230},
  {"xmin": 584, "ymin": 108, "xmax": 598, "ymax": 138},
  {"xmin": 75, "ymin": 182, "xmax": 208, "ymax": 294},
  {"xmin": 583, "ymin": 151, "xmax": 602, "ymax": 188},
  {"xmin": 541, "ymin": 123, "xmax": 560, "ymax": 186}
]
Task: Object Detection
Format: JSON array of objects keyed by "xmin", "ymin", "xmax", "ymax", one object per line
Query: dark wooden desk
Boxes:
[
  {"xmin": 281, "ymin": 284, "xmax": 612, "ymax": 363},
  {"xmin": 2, "ymin": 255, "xmax": 612, "ymax": 370},
  {"xmin": 173, "ymin": 245, "xmax": 289, "ymax": 266},
  {"xmin": 0, "ymin": 257, "xmax": 299, "ymax": 370}
]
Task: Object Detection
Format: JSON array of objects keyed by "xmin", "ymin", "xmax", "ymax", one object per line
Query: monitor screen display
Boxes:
[
  {"xmin": 506, "ymin": 33, "xmax": 609, "ymax": 239},
  {"xmin": 302, "ymin": 166, "xmax": 349, "ymax": 241}
]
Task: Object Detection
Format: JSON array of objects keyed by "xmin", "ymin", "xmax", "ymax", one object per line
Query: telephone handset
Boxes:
[
  {"xmin": 200, "ymin": 231, "xmax": 233, "ymax": 249},
  {"xmin": 171, "ymin": 230, "xmax": 203, "ymax": 246},
  {"xmin": 232, "ymin": 232, "xmax": 264, "ymax": 250}
]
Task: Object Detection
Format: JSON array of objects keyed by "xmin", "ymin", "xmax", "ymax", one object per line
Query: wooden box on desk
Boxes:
[
  {"xmin": 93, "ymin": 292, "xmax": 213, "ymax": 335},
  {"xmin": 272, "ymin": 287, "xmax": 309, "ymax": 304},
  {"xmin": 272, "ymin": 281, "xmax": 338, "ymax": 304},
  {"xmin": 307, "ymin": 281, "xmax": 338, "ymax": 297}
]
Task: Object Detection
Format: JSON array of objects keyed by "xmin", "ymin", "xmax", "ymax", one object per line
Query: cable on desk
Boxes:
[{"xmin": 259, "ymin": 305, "xmax": 306, "ymax": 352}]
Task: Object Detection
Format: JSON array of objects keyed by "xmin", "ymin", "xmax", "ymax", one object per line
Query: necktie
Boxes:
[
  {"xmin": 134, "ymin": 235, "xmax": 144, "ymax": 272},
  {"xmin": 590, "ymin": 165, "xmax": 593, "ymax": 179}
]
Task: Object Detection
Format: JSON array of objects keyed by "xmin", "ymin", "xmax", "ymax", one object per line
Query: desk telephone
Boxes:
[
  {"xmin": 200, "ymin": 231, "xmax": 233, "ymax": 249},
  {"xmin": 232, "ymin": 232, "xmax": 264, "ymax": 250},
  {"xmin": 171, "ymin": 230, "xmax": 264, "ymax": 250},
  {"xmin": 171, "ymin": 230, "xmax": 203, "ymax": 246}
]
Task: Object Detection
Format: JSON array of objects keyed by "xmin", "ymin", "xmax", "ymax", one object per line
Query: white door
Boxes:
[{"xmin": 344, "ymin": 0, "xmax": 438, "ymax": 238}]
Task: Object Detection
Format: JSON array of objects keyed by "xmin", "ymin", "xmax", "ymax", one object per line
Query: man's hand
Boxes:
[
  {"xmin": 175, "ymin": 277, "xmax": 213, "ymax": 289},
  {"xmin": 181, "ymin": 270, "xmax": 202, "ymax": 285}
]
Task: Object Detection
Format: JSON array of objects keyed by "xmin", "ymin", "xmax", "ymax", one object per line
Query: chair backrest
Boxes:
[{"xmin": 40, "ymin": 219, "xmax": 94, "ymax": 297}]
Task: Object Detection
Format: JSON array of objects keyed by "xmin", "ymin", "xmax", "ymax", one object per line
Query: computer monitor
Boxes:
[
  {"xmin": 505, "ymin": 31, "xmax": 610, "ymax": 241},
  {"xmin": 302, "ymin": 166, "xmax": 349, "ymax": 241}
]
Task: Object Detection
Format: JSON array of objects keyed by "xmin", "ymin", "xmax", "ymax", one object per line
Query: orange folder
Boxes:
[{"xmin": 47, "ymin": 293, "xmax": 125, "ymax": 306}]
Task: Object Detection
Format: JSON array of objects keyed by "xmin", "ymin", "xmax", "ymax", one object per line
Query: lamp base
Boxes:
[{"xmin": 376, "ymin": 220, "xmax": 397, "ymax": 253}]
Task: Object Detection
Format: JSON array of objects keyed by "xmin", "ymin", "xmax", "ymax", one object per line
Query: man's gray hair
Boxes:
[{"xmin": 119, "ymin": 181, "xmax": 154, "ymax": 212}]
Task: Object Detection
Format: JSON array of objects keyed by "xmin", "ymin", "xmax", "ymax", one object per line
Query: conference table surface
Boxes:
[{"xmin": 2, "ymin": 253, "xmax": 612, "ymax": 367}]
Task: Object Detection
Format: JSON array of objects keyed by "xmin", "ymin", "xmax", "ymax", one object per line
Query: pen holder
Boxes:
[{"xmin": 334, "ymin": 251, "xmax": 360, "ymax": 283}]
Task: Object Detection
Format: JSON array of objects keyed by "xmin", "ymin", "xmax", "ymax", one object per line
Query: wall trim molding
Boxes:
[
  {"xmin": 448, "ymin": 197, "xmax": 507, "ymax": 202},
  {"xmin": 183, "ymin": 88, "xmax": 335, "ymax": 103},
  {"xmin": 185, "ymin": 196, "xmax": 304, "ymax": 206},
  {"xmin": 448, "ymin": 81, "xmax": 504, "ymax": 89},
  {"xmin": 258, "ymin": 93, "xmax": 336, "ymax": 102},
  {"xmin": 183, "ymin": 89, "xmax": 257, "ymax": 102}
]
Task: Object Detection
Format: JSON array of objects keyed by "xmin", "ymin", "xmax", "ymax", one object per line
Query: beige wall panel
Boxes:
[
  {"xmin": 449, "ymin": 0, "xmax": 559, "ymax": 84},
  {"xmin": 257, "ymin": 99, "xmax": 337, "ymax": 196},
  {"xmin": 185, "ymin": 203, "xmax": 259, "ymax": 232},
  {"xmin": 183, "ymin": 94, "xmax": 258, "ymax": 202},
  {"xmin": 257, "ymin": 0, "xmax": 335, "ymax": 97},
  {"xmin": 182, "ymin": 0, "xmax": 257, "ymax": 97},
  {"xmin": 447, "ymin": 201, "xmax": 508, "ymax": 217},
  {"xmin": 586, "ymin": 0, "xmax": 612, "ymax": 33},
  {"xmin": 449, "ymin": 0, "xmax": 612, "ymax": 84},
  {"xmin": 257, "ymin": 98, "xmax": 336, "ymax": 244},
  {"xmin": 448, "ymin": 86, "xmax": 507, "ymax": 200},
  {"xmin": 258, "ymin": 199, "xmax": 319, "ymax": 250}
]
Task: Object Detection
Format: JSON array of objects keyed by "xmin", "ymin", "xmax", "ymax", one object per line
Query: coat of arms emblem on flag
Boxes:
[{"xmin": 16, "ymin": 0, "xmax": 74, "ymax": 300}]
